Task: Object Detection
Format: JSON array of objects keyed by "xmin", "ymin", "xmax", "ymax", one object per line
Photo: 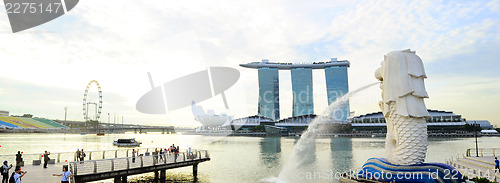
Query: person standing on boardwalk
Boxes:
[
  {"xmin": 172, "ymin": 146, "xmax": 178, "ymax": 161},
  {"xmin": 80, "ymin": 149, "xmax": 86, "ymax": 161},
  {"xmin": 174, "ymin": 146, "xmax": 180, "ymax": 161},
  {"xmin": 76, "ymin": 149, "xmax": 81, "ymax": 162},
  {"xmin": 153, "ymin": 148, "xmax": 158, "ymax": 163},
  {"xmin": 159, "ymin": 148, "xmax": 164, "ymax": 162},
  {"xmin": 53, "ymin": 166, "xmax": 72, "ymax": 183},
  {"xmin": 132, "ymin": 149, "xmax": 136, "ymax": 163},
  {"xmin": 11, "ymin": 166, "xmax": 26, "ymax": 183},
  {"xmin": 495, "ymin": 157, "xmax": 499, "ymax": 173},
  {"xmin": 170, "ymin": 144, "xmax": 175, "ymax": 155},
  {"xmin": 43, "ymin": 151, "xmax": 50, "ymax": 168},
  {"xmin": 15, "ymin": 152, "xmax": 22, "ymax": 167},
  {"xmin": 1, "ymin": 161, "xmax": 12, "ymax": 183}
]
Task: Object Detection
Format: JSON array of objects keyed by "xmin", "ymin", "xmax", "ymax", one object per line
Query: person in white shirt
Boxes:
[
  {"xmin": 1, "ymin": 161, "xmax": 12, "ymax": 183},
  {"xmin": 13, "ymin": 167, "xmax": 26, "ymax": 183},
  {"xmin": 52, "ymin": 166, "xmax": 72, "ymax": 183},
  {"xmin": 132, "ymin": 149, "xmax": 136, "ymax": 163}
]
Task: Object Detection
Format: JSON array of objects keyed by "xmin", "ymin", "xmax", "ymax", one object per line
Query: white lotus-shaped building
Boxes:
[{"xmin": 191, "ymin": 102, "xmax": 233, "ymax": 127}]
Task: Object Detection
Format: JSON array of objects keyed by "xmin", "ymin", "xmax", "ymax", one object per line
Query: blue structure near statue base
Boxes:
[{"xmin": 357, "ymin": 158, "xmax": 465, "ymax": 183}]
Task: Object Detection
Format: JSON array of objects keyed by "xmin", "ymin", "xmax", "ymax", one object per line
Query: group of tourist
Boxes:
[
  {"xmin": 0, "ymin": 150, "xmax": 71, "ymax": 183},
  {"xmin": 0, "ymin": 151, "xmax": 26, "ymax": 183},
  {"xmin": 1, "ymin": 161, "xmax": 26, "ymax": 183},
  {"xmin": 75, "ymin": 149, "xmax": 87, "ymax": 162},
  {"xmin": 130, "ymin": 144, "xmax": 184, "ymax": 164}
]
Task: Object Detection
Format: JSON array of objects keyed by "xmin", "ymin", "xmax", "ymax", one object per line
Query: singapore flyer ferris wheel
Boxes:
[{"xmin": 83, "ymin": 80, "xmax": 103, "ymax": 121}]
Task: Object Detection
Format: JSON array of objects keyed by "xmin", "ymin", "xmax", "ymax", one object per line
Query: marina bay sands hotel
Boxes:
[{"xmin": 240, "ymin": 58, "xmax": 350, "ymax": 121}]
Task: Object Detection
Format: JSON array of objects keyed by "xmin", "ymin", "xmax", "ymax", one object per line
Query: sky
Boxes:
[{"xmin": 0, "ymin": 0, "xmax": 499, "ymax": 127}]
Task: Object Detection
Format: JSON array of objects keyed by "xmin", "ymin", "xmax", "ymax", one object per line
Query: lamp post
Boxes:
[
  {"xmin": 64, "ymin": 107, "xmax": 68, "ymax": 122},
  {"xmin": 474, "ymin": 121, "xmax": 479, "ymax": 157}
]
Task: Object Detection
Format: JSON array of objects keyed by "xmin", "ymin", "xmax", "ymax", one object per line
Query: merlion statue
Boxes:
[
  {"xmin": 341, "ymin": 49, "xmax": 465, "ymax": 183},
  {"xmin": 374, "ymin": 49, "xmax": 429, "ymax": 165}
]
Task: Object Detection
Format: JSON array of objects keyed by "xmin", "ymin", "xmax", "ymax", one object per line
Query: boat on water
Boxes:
[
  {"xmin": 264, "ymin": 125, "xmax": 289, "ymax": 136},
  {"xmin": 113, "ymin": 138, "xmax": 141, "ymax": 147},
  {"xmin": 97, "ymin": 130, "xmax": 105, "ymax": 136}
]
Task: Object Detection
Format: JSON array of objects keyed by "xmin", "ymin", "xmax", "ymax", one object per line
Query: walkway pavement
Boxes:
[
  {"xmin": 15, "ymin": 162, "xmax": 69, "ymax": 183},
  {"xmin": 449, "ymin": 156, "xmax": 500, "ymax": 182}
]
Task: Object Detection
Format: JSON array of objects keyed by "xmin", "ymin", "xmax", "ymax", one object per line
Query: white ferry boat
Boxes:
[{"xmin": 113, "ymin": 138, "xmax": 141, "ymax": 147}]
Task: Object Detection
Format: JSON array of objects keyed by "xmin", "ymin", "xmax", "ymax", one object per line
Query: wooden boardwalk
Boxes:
[
  {"xmin": 0, "ymin": 147, "xmax": 210, "ymax": 183},
  {"xmin": 70, "ymin": 150, "xmax": 210, "ymax": 183},
  {"xmin": 12, "ymin": 161, "xmax": 70, "ymax": 182},
  {"xmin": 447, "ymin": 148, "xmax": 499, "ymax": 182}
]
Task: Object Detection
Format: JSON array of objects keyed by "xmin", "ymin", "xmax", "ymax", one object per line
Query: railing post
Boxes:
[
  {"xmin": 115, "ymin": 150, "xmax": 118, "ymax": 158},
  {"xmin": 183, "ymin": 153, "xmax": 185, "ymax": 162},
  {"xmin": 93, "ymin": 160, "xmax": 97, "ymax": 174},
  {"xmin": 57, "ymin": 153, "xmax": 61, "ymax": 163},
  {"xmin": 127, "ymin": 150, "xmax": 129, "ymax": 157},
  {"xmin": 480, "ymin": 149, "xmax": 483, "ymax": 157},
  {"xmin": 89, "ymin": 152, "xmax": 92, "ymax": 160},
  {"xmin": 153, "ymin": 155, "xmax": 156, "ymax": 166},
  {"xmin": 111, "ymin": 159, "xmax": 114, "ymax": 171},
  {"xmin": 127, "ymin": 157, "xmax": 130, "ymax": 169},
  {"xmin": 73, "ymin": 162, "xmax": 77, "ymax": 175},
  {"xmin": 193, "ymin": 163, "xmax": 198, "ymax": 182},
  {"xmin": 140, "ymin": 156, "xmax": 143, "ymax": 168},
  {"xmin": 103, "ymin": 151, "xmax": 105, "ymax": 159}
]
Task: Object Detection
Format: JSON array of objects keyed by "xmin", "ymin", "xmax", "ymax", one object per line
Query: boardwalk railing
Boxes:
[
  {"xmin": 466, "ymin": 148, "xmax": 498, "ymax": 157},
  {"xmin": 0, "ymin": 147, "xmax": 184, "ymax": 165},
  {"xmin": 70, "ymin": 150, "xmax": 209, "ymax": 176}
]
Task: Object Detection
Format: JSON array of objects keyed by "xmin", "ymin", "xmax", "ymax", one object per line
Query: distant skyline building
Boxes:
[
  {"xmin": 291, "ymin": 68, "xmax": 313, "ymax": 116},
  {"xmin": 258, "ymin": 66, "xmax": 280, "ymax": 120},
  {"xmin": 240, "ymin": 58, "xmax": 350, "ymax": 121},
  {"xmin": 325, "ymin": 63, "xmax": 349, "ymax": 121}
]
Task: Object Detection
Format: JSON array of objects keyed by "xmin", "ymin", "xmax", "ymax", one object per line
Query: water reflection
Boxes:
[
  {"xmin": 293, "ymin": 136, "xmax": 316, "ymax": 166},
  {"xmin": 1, "ymin": 134, "xmax": 497, "ymax": 183},
  {"xmin": 330, "ymin": 138, "xmax": 353, "ymax": 173},
  {"xmin": 259, "ymin": 137, "xmax": 281, "ymax": 167}
]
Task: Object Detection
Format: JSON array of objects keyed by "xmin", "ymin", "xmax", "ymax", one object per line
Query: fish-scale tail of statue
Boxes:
[{"xmin": 386, "ymin": 102, "xmax": 427, "ymax": 165}]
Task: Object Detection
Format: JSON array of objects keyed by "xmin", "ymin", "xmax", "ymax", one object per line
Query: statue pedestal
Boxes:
[
  {"xmin": 340, "ymin": 174, "xmax": 381, "ymax": 183},
  {"xmin": 343, "ymin": 158, "xmax": 466, "ymax": 183}
]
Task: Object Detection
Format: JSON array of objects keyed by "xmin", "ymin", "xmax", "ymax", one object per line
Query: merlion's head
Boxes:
[
  {"xmin": 376, "ymin": 49, "xmax": 430, "ymax": 117},
  {"xmin": 375, "ymin": 49, "xmax": 421, "ymax": 82}
]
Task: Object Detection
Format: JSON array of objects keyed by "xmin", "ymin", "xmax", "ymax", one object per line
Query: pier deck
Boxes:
[
  {"xmin": 14, "ymin": 161, "xmax": 68, "ymax": 182},
  {"xmin": 0, "ymin": 147, "xmax": 210, "ymax": 183},
  {"xmin": 448, "ymin": 148, "xmax": 499, "ymax": 181},
  {"xmin": 71, "ymin": 151, "xmax": 209, "ymax": 182}
]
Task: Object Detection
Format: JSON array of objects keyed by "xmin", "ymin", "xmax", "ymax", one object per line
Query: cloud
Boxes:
[{"xmin": 0, "ymin": 0, "xmax": 498, "ymax": 126}]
